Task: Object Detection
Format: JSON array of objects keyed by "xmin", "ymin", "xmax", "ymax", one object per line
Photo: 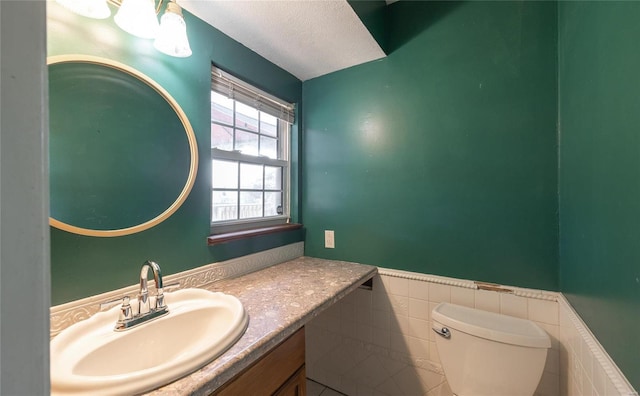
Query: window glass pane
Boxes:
[
  {"xmin": 260, "ymin": 136, "xmax": 278, "ymax": 159},
  {"xmin": 212, "ymin": 191, "xmax": 237, "ymax": 221},
  {"xmin": 264, "ymin": 166, "xmax": 282, "ymax": 190},
  {"xmin": 236, "ymin": 130, "xmax": 259, "ymax": 156},
  {"xmin": 212, "ymin": 159, "xmax": 238, "ymax": 189},
  {"xmin": 239, "ymin": 191, "xmax": 262, "ymax": 219},
  {"xmin": 211, "ymin": 72, "xmax": 291, "ymax": 227},
  {"xmin": 235, "ymin": 102, "xmax": 258, "ymax": 132},
  {"xmin": 240, "ymin": 163, "xmax": 263, "ymax": 189},
  {"xmin": 264, "ymin": 192, "xmax": 282, "ymax": 217},
  {"xmin": 260, "ymin": 112, "xmax": 277, "ymax": 137},
  {"xmin": 211, "ymin": 123, "xmax": 234, "ymax": 150},
  {"xmin": 211, "ymin": 92, "xmax": 233, "ymax": 124}
]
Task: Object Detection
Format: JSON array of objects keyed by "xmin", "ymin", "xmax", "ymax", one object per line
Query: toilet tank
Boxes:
[{"xmin": 432, "ymin": 302, "xmax": 551, "ymax": 396}]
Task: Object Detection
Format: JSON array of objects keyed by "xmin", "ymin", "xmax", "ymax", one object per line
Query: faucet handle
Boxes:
[
  {"xmin": 119, "ymin": 296, "xmax": 133, "ymax": 322},
  {"xmin": 99, "ymin": 295, "xmax": 129, "ymax": 311},
  {"xmin": 154, "ymin": 281, "xmax": 180, "ymax": 310},
  {"xmin": 100, "ymin": 296, "xmax": 134, "ymax": 323},
  {"xmin": 154, "ymin": 281, "xmax": 176, "ymax": 310},
  {"xmin": 155, "ymin": 294, "xmax": 166, "ymax": 310}
]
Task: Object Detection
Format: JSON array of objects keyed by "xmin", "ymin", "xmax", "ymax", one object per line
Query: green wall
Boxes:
[
  {"xmin": 44, "ymin": 0, "xmax": 640, "ymax": 386},
  {"xmin": 47, "ymin": 2, "xmax": 302, "ymax": 305},
  {"xmin": 559, "ymin": 1, "xmax": 640, "ymax": 389},
  {"xmin": 302, "ymin": 1, "xmax": 559, "ymax": 291}
]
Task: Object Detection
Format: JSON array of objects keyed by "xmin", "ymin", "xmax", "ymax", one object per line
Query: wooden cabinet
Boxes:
[
  {"xmin": 274, "ymin": 366, "xmax": 306, "ymax": 396},
  {"xmin": 212, "ymin": 327, "xmax": 306, "ymax": 396}
]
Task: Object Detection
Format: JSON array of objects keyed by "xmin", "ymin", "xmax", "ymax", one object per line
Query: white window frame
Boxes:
[{"xmin": 210, "ymin": 66, "xmax": 294, "ymax": 234}]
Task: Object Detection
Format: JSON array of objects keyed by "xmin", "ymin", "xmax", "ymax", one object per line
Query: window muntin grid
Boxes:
[
  {"xmin": 211, "ymin": 92, "xmax": 288, "ymax": 227},
  {"xmin": 211, "ymin": 92, "xmax": 280, "ymax": 159}
]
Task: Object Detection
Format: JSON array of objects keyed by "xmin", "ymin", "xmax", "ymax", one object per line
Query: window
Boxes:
[{"xmin": 210, "ymin": 66, "xmax": 294, "ymax": 234}]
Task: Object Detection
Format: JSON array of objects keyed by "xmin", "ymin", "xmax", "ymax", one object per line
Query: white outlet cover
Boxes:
[{"xmin": 324, "ymin": 230, "xmax": 335, "ymax": 249}]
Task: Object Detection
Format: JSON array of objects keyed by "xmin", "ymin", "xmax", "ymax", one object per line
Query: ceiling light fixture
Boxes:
[
  {"xmin": 55, "ymin": 0, "xmax": 192, "ymax": 58},
  {"xmin": 113, "ymin": 0, "xmax": 160, "ymax": 39},
  {"xmin": 153, "ymin": 1, "xmax": 192, "ymax": 58}
]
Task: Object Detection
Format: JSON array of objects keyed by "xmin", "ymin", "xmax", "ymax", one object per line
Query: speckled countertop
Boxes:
[{"xmin": 145, "ymin": 256, "xmax": 377, "ymax": 396}]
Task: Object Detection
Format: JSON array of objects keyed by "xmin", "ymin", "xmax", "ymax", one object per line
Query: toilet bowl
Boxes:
[{"xmin": 432, "ymin": 302, "xmax": 550, "ymax": 396}]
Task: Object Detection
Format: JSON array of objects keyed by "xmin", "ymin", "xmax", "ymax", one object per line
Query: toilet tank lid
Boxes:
[{"xmin": 432, "ymin": 302, "xmax": 551, "ymax": 348}]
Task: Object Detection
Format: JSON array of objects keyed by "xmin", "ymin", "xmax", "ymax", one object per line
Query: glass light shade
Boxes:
[
  {"xmin": 153, "ymin": 2, "xmax": 192, "ymax": 58},
  {"xmin": 56, "ymin": 0, "xmax": 111, "ymax": 19},
  {"xmin": 114, "ymin": 0, "xmax": 159, "ymax": 39}
]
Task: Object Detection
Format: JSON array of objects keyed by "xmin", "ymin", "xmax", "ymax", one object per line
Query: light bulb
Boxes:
[
  {"xmin": 154, "ymin": 2, "xmax": 192, "ymax": 58},
  {"xmin": 114, "ymin": 0, "xmax": 159, "ymax": 39}
]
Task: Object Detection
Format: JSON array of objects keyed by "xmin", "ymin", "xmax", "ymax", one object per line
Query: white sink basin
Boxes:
[{"xmin": 51, "ymin": 288, "xmax": 248, "ymax": 395}]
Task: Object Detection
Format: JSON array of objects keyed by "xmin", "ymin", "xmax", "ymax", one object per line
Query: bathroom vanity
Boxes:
[
  {"xmin": 144, "ymin": 256, "xmax": 377, "ymax": 395},
  {"xmin": 212, "ymin": 327, "xmax": 306, "ymax": 396}
]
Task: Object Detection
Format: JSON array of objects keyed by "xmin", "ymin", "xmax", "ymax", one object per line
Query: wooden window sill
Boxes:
[{"xmin": 207, "ymin": 223, "xmax": 302, "ymax": 246}]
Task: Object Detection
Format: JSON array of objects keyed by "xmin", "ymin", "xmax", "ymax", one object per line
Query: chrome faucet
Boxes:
[
  {"xmin": 138, "ymin": 260, "xmax": 166, "ymax": 315},
  {"xmin": 114, "ymin": 261, "xmax": 169, "ymax": 331}
]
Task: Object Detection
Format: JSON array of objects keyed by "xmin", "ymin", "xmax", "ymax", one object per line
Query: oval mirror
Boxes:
[{"xmin": 48, "ymin": 55, "xmax": 198, "ymax": 237}]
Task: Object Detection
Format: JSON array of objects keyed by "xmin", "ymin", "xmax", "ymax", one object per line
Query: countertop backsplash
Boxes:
[{"xmin": 50, "ymin": 242, "xmax": 304, "ymax": 338}]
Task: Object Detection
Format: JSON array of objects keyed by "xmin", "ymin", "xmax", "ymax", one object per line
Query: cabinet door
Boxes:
[
  {"xmin": 213, "ymin": 327, "xmax": 305, "ymax": 396},
  {"xmin": 275, "ymin": 366, "xmax": 306, "ymax": 396}
]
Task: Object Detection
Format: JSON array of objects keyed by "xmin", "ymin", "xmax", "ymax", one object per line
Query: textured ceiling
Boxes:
[{"xmin": 178, "ymin": 0, "xmax": 386, "ymax": 81}]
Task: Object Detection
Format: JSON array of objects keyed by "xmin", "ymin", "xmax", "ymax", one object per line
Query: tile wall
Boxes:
[
  {"xmin": 558, "ymin": 295, "xmax": 636, "ymax": 396},
  {"xmin": 306, "ymin": 268, "xmax": 636, "ymax": 396}
]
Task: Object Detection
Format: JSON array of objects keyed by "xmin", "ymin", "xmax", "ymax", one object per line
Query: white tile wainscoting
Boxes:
[
  {"xmin": 306, "ymin": 268, "xmax": 636, "ymax": 396},
  {"xmin": 558, "ymin": 295, "xmax": 637, "ymax": 396}
]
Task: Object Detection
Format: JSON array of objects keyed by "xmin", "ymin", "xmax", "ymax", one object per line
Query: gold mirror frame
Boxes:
[{"xmin": 48, "ymin": 55, "xmax": 198, "ymax": 237}]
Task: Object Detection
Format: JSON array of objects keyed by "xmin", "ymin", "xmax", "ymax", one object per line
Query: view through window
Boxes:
[{"xmin": 210, "ymin": 83, "xmax": 291, "ymax": 231}]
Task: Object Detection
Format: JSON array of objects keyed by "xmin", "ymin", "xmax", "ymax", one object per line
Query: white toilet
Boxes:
[{"xmin": 432, "ymin": 302, "xmax": 551, "ymax": 396}]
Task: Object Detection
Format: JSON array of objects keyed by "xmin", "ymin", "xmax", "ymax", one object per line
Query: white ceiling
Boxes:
[{"xmin": 178, "ymin": 0, "xmax": 386, "ymax": 81}]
